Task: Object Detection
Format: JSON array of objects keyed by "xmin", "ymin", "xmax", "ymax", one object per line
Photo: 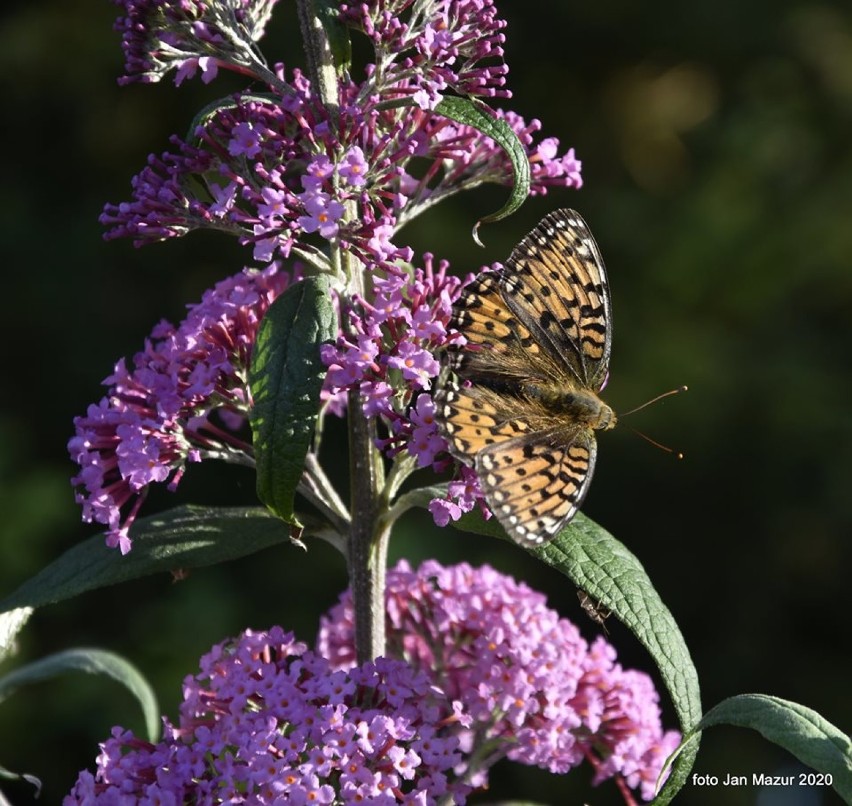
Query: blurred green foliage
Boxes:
[{"xmin": 0, "ymin": 0, "xmax": 849, "ymax": 803}]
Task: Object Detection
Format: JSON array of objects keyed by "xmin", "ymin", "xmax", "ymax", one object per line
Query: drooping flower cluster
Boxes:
[
  {"xmin": 100, "ymin": 82, "xmax": 582, "ymax": 268},
  {"xmin": 318, "ymin": 561, "xmax": 682, "ymax": 802},
  {"xmin": 68, "ymin": 263, "xmax": 298, "ymax": 553},
  {"xmin": 113, "ymin": 0, "xmax": 281, "ymax": 86},
  {"xmin": 65, "ymin": 627, "xmax": 476, "ymax": 804}
]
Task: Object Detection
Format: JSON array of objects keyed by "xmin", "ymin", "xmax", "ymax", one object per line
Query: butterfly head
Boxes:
[{"xmin": 595, "ymin": 400, "xmax": 617, "ymax": 431}]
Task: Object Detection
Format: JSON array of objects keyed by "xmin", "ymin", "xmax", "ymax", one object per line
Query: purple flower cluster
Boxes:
[
  {"xmin": 322, "ymin": 256, "xmax": 463, "ymax": 456},
  {"xmin": 83, "ymin": 0, "xmax": 587, "ymax": 544},
  {"xmin": 426, "ymin": 463, "xmax": 487, "ymax": 527},
  {"xmin": 68, "ymin": 252, "xmax": 485, "ymax": 549},
  {"xmin": 114, "ymin": 0, "xmax": 281, "ymax": 85},
  {"xmin": 100, "ymin": 84, "xmax": 581, "ymax": 268},
  {"xmin": 103, "ymin": 0, "xmax": 582, "ymax": 262},
  {"xmin": 65, "ymin": 627, "xmax": 475, "ymax": 804},
  {"xmin": 320, "ymin": 255, "xmax": 495, "ymax": 527},
  {"xmin": 68, "ymin": 263, "xmax": 298, "ymax": 553},
  {"xmin": 338, "ymin": 0, "xmax": 509, "ymax": 109},
  {"xmin": 318, "ymin": 561, "xmax": 682, "ymax": 801}
]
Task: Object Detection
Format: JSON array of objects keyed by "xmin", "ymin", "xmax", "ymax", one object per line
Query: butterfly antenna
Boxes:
[
  {"xmin": 620, "ymin": 385, "xmax": 688, "ymax": 417},
  {"xmin": 628, "ymin": 426, "xmax": 684, "ymax": 460},
  {"xmin": 620, "ymin": 386, "xmax": 687, "ymax": 459}
]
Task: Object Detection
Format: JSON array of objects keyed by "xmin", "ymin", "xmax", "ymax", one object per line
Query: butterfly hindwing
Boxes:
[
  {"xmin": 435, "ymin": 382, "xmax": 533, "ymax": 460},
  {"xmin": 475, "ymin": 426, "xmax": 597, "ymax": 546}
]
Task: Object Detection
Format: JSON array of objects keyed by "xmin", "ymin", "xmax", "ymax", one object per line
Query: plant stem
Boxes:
[
  {"xmin": 296, "ymin": 0, "xmax": 340, "ymax": 113},
  {"xmin": 296, "ymin": 0, "xmax": 387, "ymax": 662},
  {"xmin": 347, "ymin": 394, "xmax": 388, "ymax": 661}
]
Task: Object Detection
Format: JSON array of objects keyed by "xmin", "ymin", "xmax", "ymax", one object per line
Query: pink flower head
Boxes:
[
  {"xmin": 318, "ymin": 560, "xmax": 682, "ymax": 800},
  {"xmin": 68, "ymin": 263, "xmax": 299, "ymax": 551},
  {"xmin": 113, "ymin": 0, "xmax": 281, "ymax": 86},
  {"xmin": 339, "ymin": 0, "xmax": 510, "ymax": 104},
  {"xmin": 65, "ymin": 627, "xmax": 475, "ymax": 804},
  {"xmin": 101, "ymin": 81, "xmax": 583, "ymax": 264}
]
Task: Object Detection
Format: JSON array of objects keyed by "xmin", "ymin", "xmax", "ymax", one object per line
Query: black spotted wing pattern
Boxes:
[{"xmin": 435, "ymin": 209, "xmax": 615, "ymax": 547}]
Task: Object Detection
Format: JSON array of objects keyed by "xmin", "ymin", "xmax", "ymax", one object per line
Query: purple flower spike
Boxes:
[
  {"xmin": 69, "ymin": 263, "xmax": 299, "ymax": 551},
  {"xmin": 339, "ymin": 0, "xmax": 510, "ymax": 105}
]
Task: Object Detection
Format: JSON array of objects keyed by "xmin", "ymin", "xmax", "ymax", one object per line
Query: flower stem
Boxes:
[
  {"xmin": 296, "ymin": 0, "xmax": 340, "ymax": 113},
  {"xmin": 347, "ymin": 393, "xmax": 388, "ymax": 661},
  {"xmin": 296, "ymin": 0, "xmax": 387, "ymax": 661}
]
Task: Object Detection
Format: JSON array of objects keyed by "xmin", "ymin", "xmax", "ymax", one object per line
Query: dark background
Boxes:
[{"xmin": 1, "ymin": 1, "xmax": 850, "ymax": 804}]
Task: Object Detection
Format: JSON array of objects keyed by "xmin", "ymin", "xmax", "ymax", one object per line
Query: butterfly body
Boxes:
[
  {"xmin": 435, "ymin": 209, "xmax": 614, "ymax": 547},
  {"xmin": 520, "ymin": 382, "xmax": 616, "ymax": 431}
]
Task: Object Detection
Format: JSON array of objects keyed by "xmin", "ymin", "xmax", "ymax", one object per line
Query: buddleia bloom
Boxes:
[
  {"xmin": 65, "ymin": 627, "xmax": 476, "ymax": 804},
  {"xmin": 338, "ymin": 0, "xmax": 510, "ymax": 109},
  {"xmin": 99, "ymin": 81, "xmax": 581, "ymax": 265},
  {"xmin": 85, "ymin": 0, "xmax": 586, "ymax": 545},
  {"xmin": 318, "ymin": 560, "xmax": 682, "ymax": 801},
  {"xmin": 113, "ymin": 0, "xmax": 281, "ymax": 85},
  {"xmin": 321, "ymin": 256, "xmax": 466, "ymax": 451},
  {"xmin": 102, "ymin": 0, "xmax": 581, "ymax": 261},
  {"xmin": 68, "ymin": 263, "xmax": 299, "ymax": 553}
]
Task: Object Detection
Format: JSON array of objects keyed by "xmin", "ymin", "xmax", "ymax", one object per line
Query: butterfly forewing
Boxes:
[
  {"xmin": 436, "ymin": 209, "xmax": 614, "ymax": 547},
  {"xmin": 501, "ymin": 209, "xmax": 611, "ymax": 388},
  {"xmin": 444, "ymin": 273, "xmax": 539, "ymax": 381}
]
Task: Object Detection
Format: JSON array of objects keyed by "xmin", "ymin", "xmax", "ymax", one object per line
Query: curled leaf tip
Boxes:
[
  {"xmin": 289, "ymin": 524, "xmax": 308, "ymax": 551},
  {"xmin": 471, "ymin": 220, "xmax": 485, "ymax": 248}
]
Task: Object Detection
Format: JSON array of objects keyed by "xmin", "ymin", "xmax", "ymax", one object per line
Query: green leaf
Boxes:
[
  {"xmin": 454, "ymin": 510, "xmax": 701, "ymax": 804},
  {"xmin": 0, "ymin": 505, "xmax": 291, "ymax": 614},
  {"xmin": 315, "ymin": 0, "xmax": 352, "ymax": 74},
  {"xmin": 681, "ymin": 694, "xmax": 852, "ymax": 802},
  {"xmin": 0, "ymin": 648, "xmax": 160, "ymax": 742},
  {"xmin": 434, "ymin": 96, "xmax": 531, "ymax": 240},
  {"xmin": 249, "ymin": 275, "xmax": 337, "ymax": 525}
]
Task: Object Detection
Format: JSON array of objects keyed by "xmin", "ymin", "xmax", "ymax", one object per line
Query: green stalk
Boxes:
[
  {"xmin": 296, "ymin": 0, "xmax": 387, "ymax": 661},
  {"xmin": 346, "ymin": 400, "xmax": 388, "ymax": 661}
]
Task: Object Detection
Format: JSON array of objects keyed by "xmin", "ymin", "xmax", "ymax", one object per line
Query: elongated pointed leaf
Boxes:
[
  {"xmin": 454, "ymin": 509, "xmax": 701, "ymax": 804},
  {"xmin": 249, "ymin": 275, "xmax": 337, "ymax": 525},
  {"xmin": 679, "ymin": 694, "xmax": 852, "ymax": 802},
  {"xmin": 0, "ymin": 505, "xmax": 291, "ymax": 614},
  {"xmin": 0, "ymin": 648, "xmax": 160, "ymax": 742},
  {"xmin": 435, "ymin": 96, "xmax": 531, "ymax": 238}
]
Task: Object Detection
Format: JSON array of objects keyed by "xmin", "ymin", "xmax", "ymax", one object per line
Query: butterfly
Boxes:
[{"xmin": 435, "ymin": 209, "xmax": 616, "ymax": 547}]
